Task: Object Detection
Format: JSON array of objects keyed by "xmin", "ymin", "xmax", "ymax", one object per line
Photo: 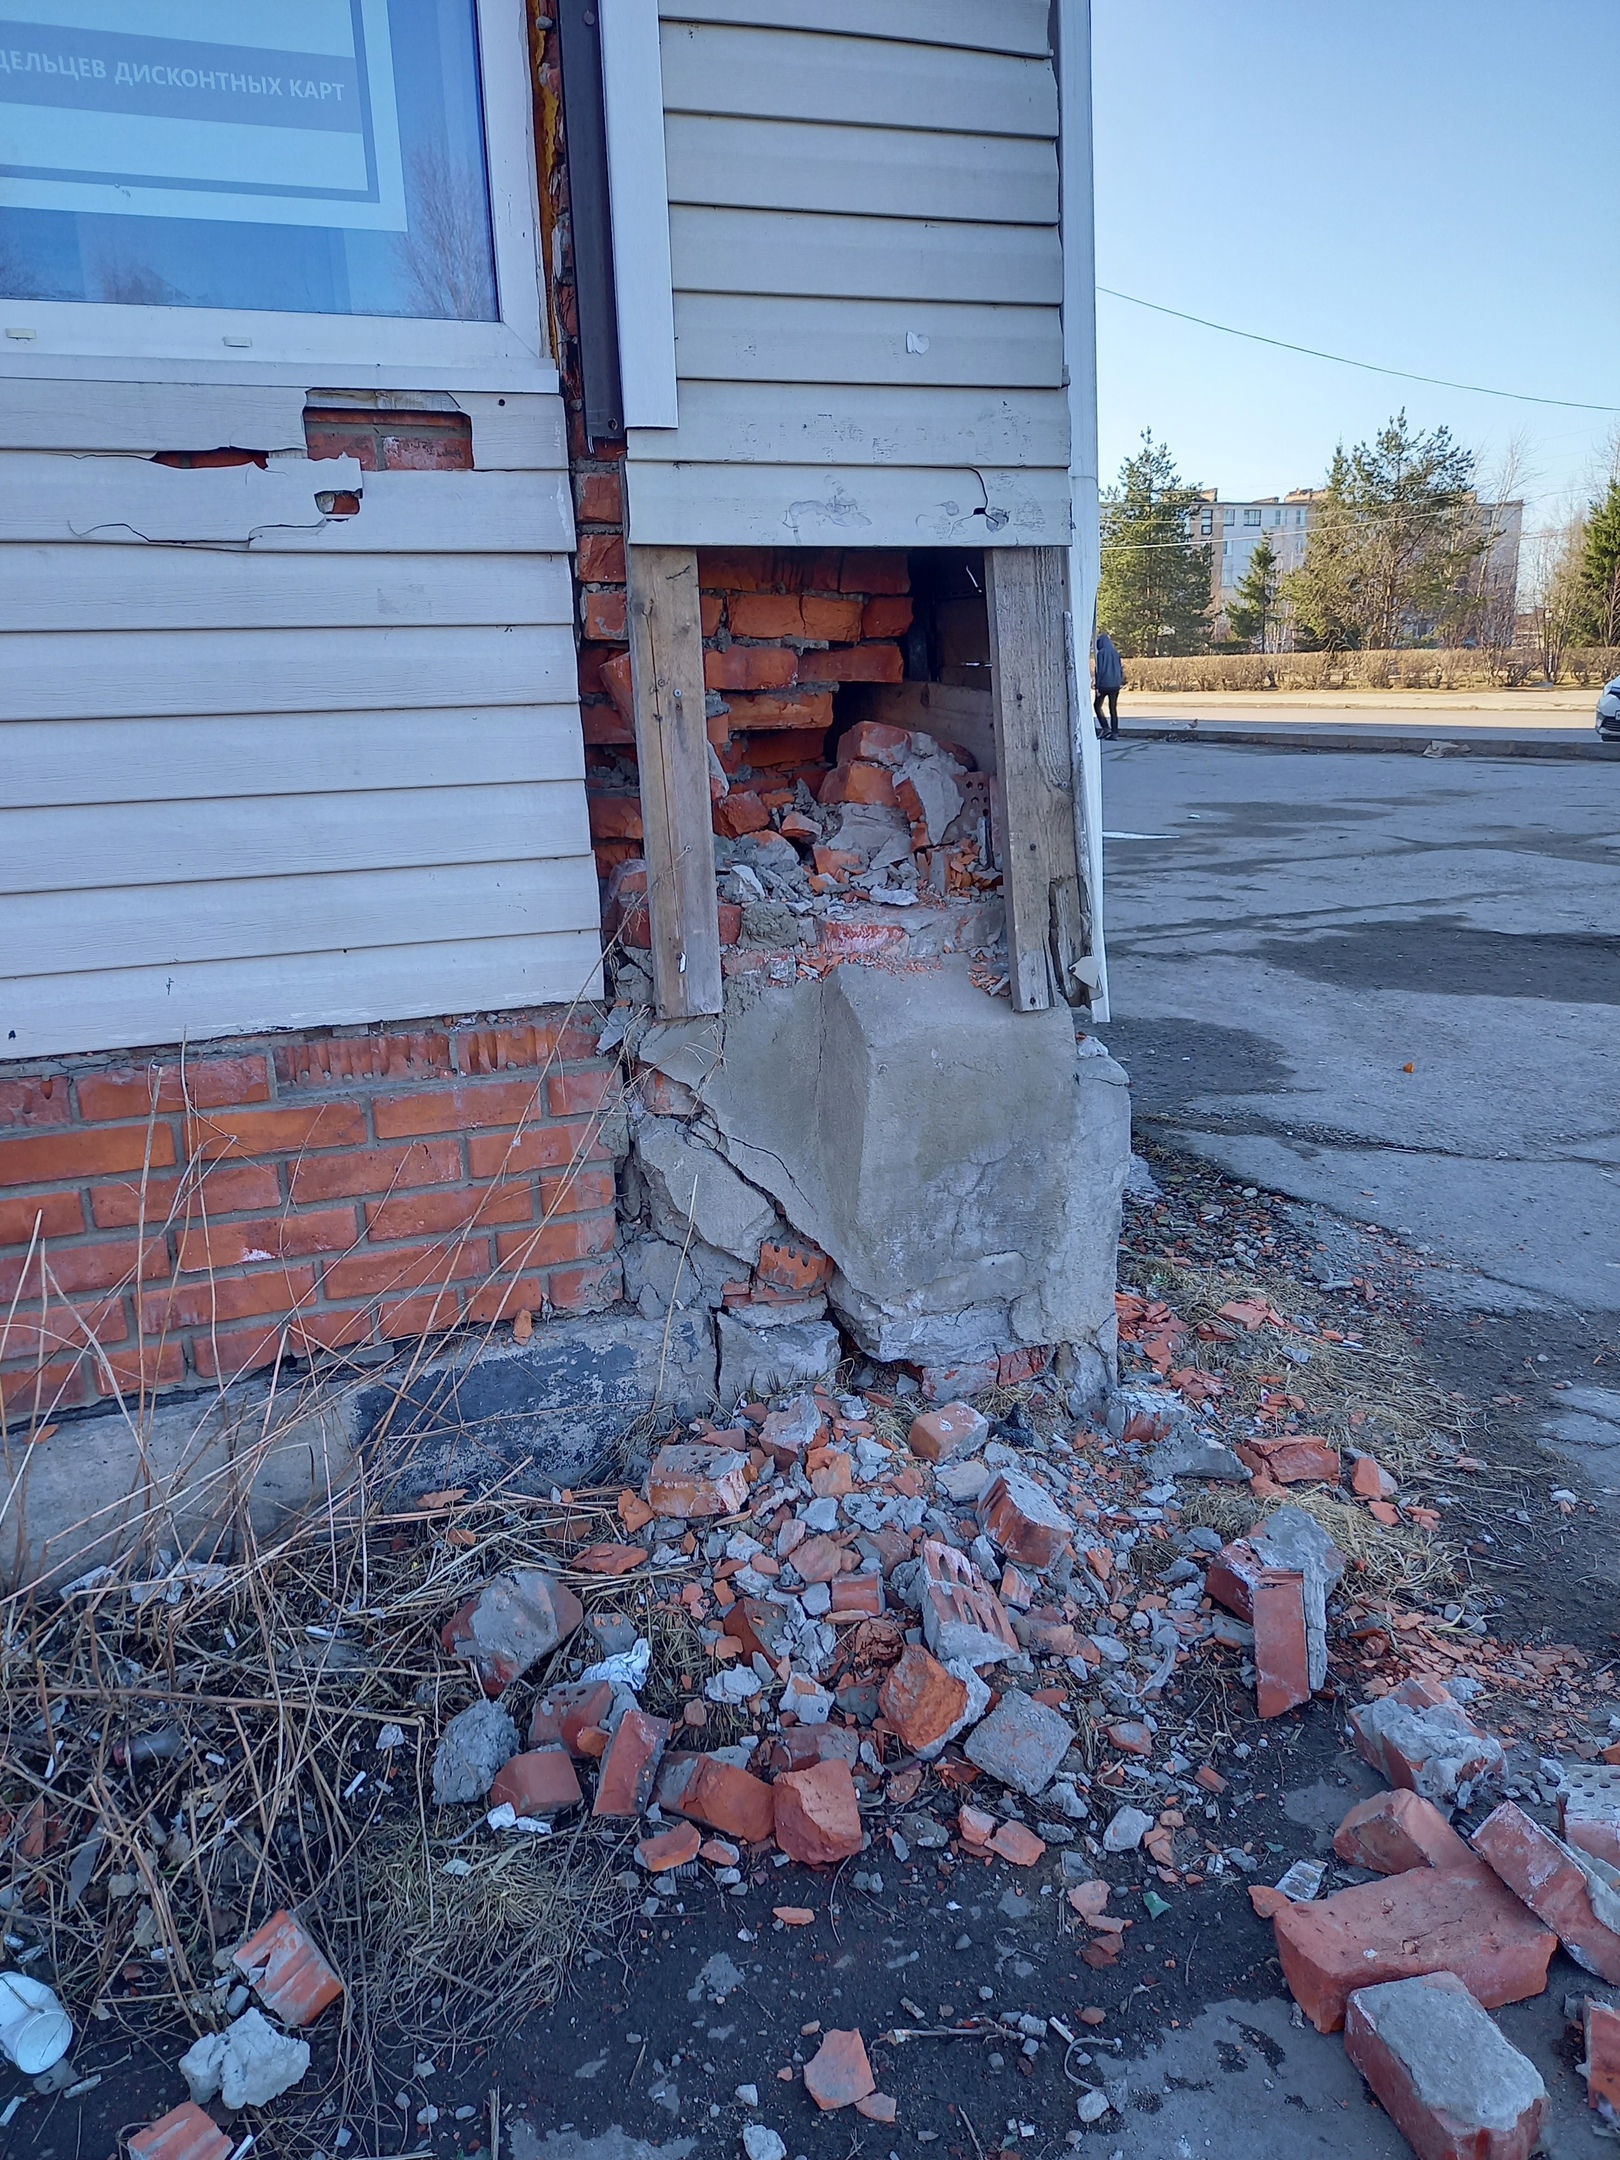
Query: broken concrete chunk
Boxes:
[
  {"xmin": 907, "ymin": 1400, "xmax": 989, "ymax": 1465},
  {"xmin": 648, "ymin": 1441, "xmax": 750, "ymax": 1519},
  {"xmin": 1146, "ymin": 1431, "xmax": 1251, "ymax": 1483},
  {"xmin": 1563, "ymin": 1764, "xmax": 1620, "ymax": 1871},
  {"xmin": 1102, "ymin": 1805, "xmax": 1154, "ymax": 1853},
  {"xmin": 963, "ymin": 1689, "xmax": 1074, "ymax": 1797},
  {"xmin": 717, "ymin": 1313, "xmax": 842, "ymax": 1402},
  {"xmin": 1344, "ymin": 1971, "xmax": 1547, "ymax": 2160},
  {"xmin": 432, "ymin": 1699, "xmax": 519, "ymax": 1806},
  {"xmin": 636, "ymin": 1116, "xmax": 780, "ymax": 1266},
  {"xmin": 1348, "ymin": 1695, "xmax": 1507, "ymax": 1811},
  {"xmin": 759, "ymin": 1393, "xmax": 825, "ymax": 1466},
  {"xmin": 1472, "ymin": 1801, "xmax": 1620, "ymax": 1983},
  {"xmin": 977, "ymin": 1469, "xmax": 1074, "ymax": 1568},
  {"xmin": 773, "ymin": 1757, "xmax": 864, "ymax": 1865},
  {"xmin": 1333, "ymin": 1789, "xmax": 1476, "ymax": 1876},
  {"xmin": 743, "ymin": 2128, "xmax": 788, "ymax": 2160},
  {"xmin": 179, "ymin": 2008, "xmax": 309, "ymax": 2110},
  {"xmin": 440, "ymin": 1569, "xmax": 584, "ymax": 1696},
  {"xmin": 1272, "ymin": 1865, "xmax": 1558, "ymax": 2033}
]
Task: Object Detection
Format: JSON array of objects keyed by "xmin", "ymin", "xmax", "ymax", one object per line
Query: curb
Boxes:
[{"xmin": 1112, "ymin": 724, "xmax": 1620, "ymax": 764}]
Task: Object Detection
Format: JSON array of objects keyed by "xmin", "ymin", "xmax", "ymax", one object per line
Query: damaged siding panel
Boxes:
[
  {"xmin": 0, "ymin": 549, "xmax": 575, "ymax": 636},
  {"xmin": 659, "ymin": 23, "xmax": 1058, "ymax": 138},
  {"xmin": 624, "ymin": 462, "xmax": 1072, "ymax": 551},
  {"xmin": 669, "ymin": 207, "xmax": 1062, "ymax": 306},
  {"xmin": 662, "ymin": 0, "xmax": 1051, "ymax": 57},
  {"xmin": 670, "ymin": 295, "xmax": 1064, "ymax": 389},
  {"xmin": 0, "ymin": 627, "xmax": 575, "ymax": 724},
  {"xmin": 662, "ymin": 114, "xmax": 1057, "ymax": 225},
  {"xmin": 7, "ymin": 708, "xmax": 584, "ymax": 809},
  {"xmin": 0, "ymin": 380, "xmax": 310, "ymax": 455},
  {"xmin": 0, "ymin": 931, "xmax": 607, "ymax": 1067},
  {"xmin": 627, "ymin": 382, "xmax": 1070, "ymax": 470}
]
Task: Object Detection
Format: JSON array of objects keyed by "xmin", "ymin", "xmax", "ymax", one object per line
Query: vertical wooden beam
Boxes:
[
  {"xmin": 985, "ymin": 547, "xmax": 1093, "ymax": 1014},
  {"xmin": 625, "ymin": 544, "xmax": 722, "ymax": 1017}
]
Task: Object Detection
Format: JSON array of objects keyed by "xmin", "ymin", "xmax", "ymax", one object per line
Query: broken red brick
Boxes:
[
  {"xmin": 918, "ymin": 1538, "xmax": 1022, "ymax": 1669},
  {"xmin": 977, "ymin": 1469, "xmax": 1074, "ymax": 1568},
  {"xmin": 1107, "ymin": 1720, "xmax": 1153, "ymax": 1757},
  {"xmin": 819, "ymin": 760, "xmax": 897, "ymax": 808},
  {"xmin": 1253, "ymin": 1568, "xmax": 1311, "ymax": 1718},
  {"xmin": 636, "ymin": 1821, "xmax": 702, "ymax": 1872},
  {"xmin": 489, "ymin": 1747, "xmax": 582, "ymax": 1818},
  {"xmin": 1235, "ymin": 1435, "xmax": 1342, "ymax": 1484},
  {"xmin": 988, "ymin": 1820, "xmax": 1046, "ymax": 1866},
  {"xmin": 998, "ymin": 1563, "xmax": 1034, "ymax": 1610},
  {"xmin": 1205, "ymin": 1537, "xmax": 1263, "ymax": 1621},
  {"xmin": 618, "ymin": 1488, "xmax": 656, "ymax": 1534},
  {"xmin": 907, "ymin": 1399, "xmax": 989, "ymax": 1464},
  {"xmin": 803, "ymin": 2028, "xmax": 876, "ymax": 2110},
  {"xmin": 647, "ymin": 1441, "xmax": 750, "ymax": 1518},
  {"xmin": 773, "ymin": 1757, "xmax": 864, "ymax": 1866},
  {"xmin": 670, "ymin": 1755, "xmax": 776, "ymax": 1845},
  {"xmin": 835, "ymin": 719, "xmax": 913, "ymax": 767},
  {"xmin": 1249, "ymin": 1884, "xmax": 1293, "ymax": 1919},
  {"xmin": 1350, "ymin": 1450, "xmax": 1399, "ymax": 1499},
  {"xmin": 128, "ymin": 2104, "xmax": 233, "ymax": 2160},
  {"xmin": 1471, "ymin": 1801, "xmax": 1620, "ymax": 1983},
  {"xmin": 1333, "ymin": 1789, "xmax": 1476, "ymax": 1875},
  {"xmin": 1272, "ymin": 1864, "xmax": 1558, "ymax": 2033},
  {"xmin": 755, "ymin": 1233, "xmax": 834, "ymax": 1296},
  {"xmin": 1585, "ymin": 1999, "xmax": 1620, "ymax": 2116},
  {"xmin": 231, "ymin": 1909, "xmax": 343, "ymax": 2027},
  {"xmin": 958, "ymin": 1804, "xmax": 997, "ymax": 1848},
  {"xmin": 774, "ymin": 1904, "xmax": 815, "ymax": 1926},
  {"xmin": 1347, "ymin": 1693, "xmax": 1507, "ymax": 1805},
  {"xmin": 791, "ymin": 1533, "xmax": 844, "ymax": 1584},
  {"xmin": 591, "ymin": 1708, "xmax": 670, "ymax": 1818},
  {"xmin": 530, "ymin": 1678, "xmax": 614, "ymax": 1755},
  {"xmin": 440, "ymin": 1569, "xmax": 584, "ymax": 1695},
  {"xmin": 828, "ymin": 1573, "xmax": 884, "ymax": 1619},
  {"xmin": 1343, "ymin": 1970, "xmax": 1547, "ymax": 2160},
  {"xmin": 879, "ymin": 1646, "xmax": 969, "ymax": 1754},
  {"xmin": 1194, "ymin": 1765, "xmax": 1228, "ymax": 1795},
  {"xmin": 723, "ymin": 1596, "xmax": 796, "ymax": 1665},
  {"xmin": 855, "ymin": 2090, "xmax": 898, "ymax": 2123},
  {"xmin": 758, "ymin": 1393, "xmax": 825, "ymax": 1466}
]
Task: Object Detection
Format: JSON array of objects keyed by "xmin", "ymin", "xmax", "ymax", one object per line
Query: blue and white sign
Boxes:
[{"xmin": 0, "ymin": 0, "xmax": 406, "ymax": 227}]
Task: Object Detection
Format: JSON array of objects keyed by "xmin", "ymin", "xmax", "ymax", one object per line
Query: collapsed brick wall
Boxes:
[{"xmin": 0, "ymin": 1015, "xmax": 622, "ymax": 1424}]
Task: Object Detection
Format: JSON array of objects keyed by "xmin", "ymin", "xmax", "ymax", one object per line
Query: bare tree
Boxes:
[{"xmin": 396, "ymin": 144, "xmax": 498, "ymax": 321}]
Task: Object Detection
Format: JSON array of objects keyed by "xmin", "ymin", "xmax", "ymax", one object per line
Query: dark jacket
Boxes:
[{"xmin": 1094, "ymin": 633, "xmax": 1125, "ymax": 692}]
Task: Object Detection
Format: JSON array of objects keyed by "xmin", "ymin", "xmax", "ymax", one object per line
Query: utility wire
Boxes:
[{"xmin": 1097, "ymin": 287, "xmax": 1620, "ymax": 415}]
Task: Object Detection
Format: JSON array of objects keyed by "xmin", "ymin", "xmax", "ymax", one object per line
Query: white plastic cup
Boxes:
[{"xmin": 0, "ymin": 1971, "xmax": 73, "ymax": 2074}]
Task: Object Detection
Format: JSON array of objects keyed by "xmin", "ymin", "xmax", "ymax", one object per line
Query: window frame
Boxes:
[{"xmin": 0, "ymin": 0, "xmax": 554, "ymax": 393}]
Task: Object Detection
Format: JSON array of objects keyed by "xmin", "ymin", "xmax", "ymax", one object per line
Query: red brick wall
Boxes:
[{"xmin": 0, "ymin": 1012, "xmax": 623, "ymax": 1426}]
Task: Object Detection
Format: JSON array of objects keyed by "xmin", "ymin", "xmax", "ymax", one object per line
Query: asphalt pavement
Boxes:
[{"xmin": 1094, "ymin": 739, "xmax": 1620, "ymax": 1317}]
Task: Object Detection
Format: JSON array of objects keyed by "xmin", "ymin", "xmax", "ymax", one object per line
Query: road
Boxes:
[{"xmin": 1094, "ymin": 739, "xmax": 1620, "ymax": 1316}]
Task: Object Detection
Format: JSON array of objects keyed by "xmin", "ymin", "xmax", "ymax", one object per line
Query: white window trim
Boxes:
[
  {"xmin": 0, "ymin": 0, "xmax": 557, "ymax": 393},
  {"xmin": 599, "ymin": 0, "xmax": 678, "ymax": 428}
]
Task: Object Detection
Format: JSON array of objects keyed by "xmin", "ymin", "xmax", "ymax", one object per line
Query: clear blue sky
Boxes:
[{"xmin": 1091, "ymin": 0, "xmax": 1620, "ymax": 545}]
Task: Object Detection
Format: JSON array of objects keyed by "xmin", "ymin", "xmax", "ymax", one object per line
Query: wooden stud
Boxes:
[
  {"xmin": 625, "ymin": 544, "xmax": 722, "ymax": 1017},
  {"xmin": 984, "ymin": 546, "xmax": 1093, "ymax": 1014}
]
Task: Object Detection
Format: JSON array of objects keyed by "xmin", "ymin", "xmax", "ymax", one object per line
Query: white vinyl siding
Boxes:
[
  {"xmin": 625, "ymin": 6, "xmax": 1070, "ymax": 549},
  {"xmin": 0, "ymin": 389, "xmax": 600, "ymax": 1061}
]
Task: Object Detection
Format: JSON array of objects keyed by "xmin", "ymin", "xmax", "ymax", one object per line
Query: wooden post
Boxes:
[
  {"xmin": 625, "ymin": 544, "xmax": 722, "ymax": 1017},
  {"xmin": 984, "ymin": 547, "xmax": 1093, "ymax": 1014}
]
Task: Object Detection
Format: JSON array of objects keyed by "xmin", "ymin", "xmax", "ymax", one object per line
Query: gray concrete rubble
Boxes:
[
  {"xmin": 432, "ymin": 1699, "xmax": 520, "ymax": 1806},
  {"xmin": 179, "ymin": 2008, "xmax": 309, "ymax": 2109}
]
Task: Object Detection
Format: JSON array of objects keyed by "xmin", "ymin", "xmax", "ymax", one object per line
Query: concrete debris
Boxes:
[
  {"xmin": 179, "ymin": 2008, "xmax": 309, "ymax": 2109},
  {"xmin": 431, "ymin": 1699, "xmax": 519, "ymax": 1806},
  {"xmin": 1343, "ymin": 1971, "xmax": 1548, "ymax": 2160},
  {"xmin": 1348, "ymin": 1692, "xmax": 1507, "ymax": 1810},
  {"xmin": 440, "ymin": 1569, "xmax": 583, "ymax": 1695},
  {"xmin": 742, "ymin": 2129, "xmax": 787, "ymax": 2160},
  {"xmin": 963, "ymin": 1689, "xmax": 1075, "ymax": 1796}
]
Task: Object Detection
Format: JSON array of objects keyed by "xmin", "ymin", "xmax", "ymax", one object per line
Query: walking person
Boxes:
[{"xmin": 1093, "ymin": 631, "xmax": 1124, "ymax": 738}]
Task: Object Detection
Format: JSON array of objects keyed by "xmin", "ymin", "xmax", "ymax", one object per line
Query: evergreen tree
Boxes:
[
  {"xmin": 1097, "ymin": 432, "xmax": 1213, "ymax": 656},
  {"xmin": 1226, "ymin": 533, "xmax": 1280, "ymax": 649},
  {"xmin": 1578, "ymin": 476, "xmax": 1620, "ymax": 645},
  {"xmin": 1287, "ymin": 411, "xmax": 1482, "ymax": 650}
]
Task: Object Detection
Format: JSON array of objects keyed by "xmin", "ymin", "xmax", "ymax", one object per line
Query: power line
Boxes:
[{"xmin": 1097, "ymin": 287, "xmax": 1620, "ymax": 415}]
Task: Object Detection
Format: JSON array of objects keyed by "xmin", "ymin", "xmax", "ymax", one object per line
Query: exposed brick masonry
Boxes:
[{"xmin": 0, "ymin": 1013, "xmax": 622, "ymax": 1423}]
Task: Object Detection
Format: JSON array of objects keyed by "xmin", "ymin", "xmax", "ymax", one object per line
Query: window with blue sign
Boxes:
[{"xmin": 0, "ymin": 0, "xmax": 498, "ymax": 320}]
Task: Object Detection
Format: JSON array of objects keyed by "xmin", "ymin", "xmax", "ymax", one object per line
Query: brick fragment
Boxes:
[
  {"xmin": 988, "ymin": 1820, "xmax": 1046, "ymax": 1866},
  {"xmin": 1333, "ymin": 1788, "xmax": 1476, "ymax": 1875},
  {"xmin": 759, "ymin": 1392, "xmax": 825, "ymax": 1466},
  {"xmin": 1585, "ymin": 1999, "xmax": 1620, "ymax": 2118},
  {"xmin": 231, "ymin": 1910, "xmax": 343, "ymax": 2027},
  {"xmin": 489, "ymin": 1748, "xmax": 582, "ymax": 1817},
  {"xmin": 1351, "ymin": 1450, "xmax": 1399, "ymax": 1498},
  {"xmin": 879, "ymin": 1646, "xmax": 968, "ymax": 1755},
  {"xmin": 918, "ymin": 1539, "xmax": 1022, "ymax": 1670},
  {"xmin": 669, "ymin": 1755, "xmax": 776, "ymax": 1844},
  {"xmin": 828, "ymin": 1573, "xmax": 883, "ymax": 1619},
  {"xmin": 724, "ymin": 1595, "xmax": 796, "ymax": 1664},
  {"xmin": 1562, "ymin": 1764, "xmax": 1620, "ymax": 1871},
  {"xmin": 773, "ymin": 1757, "xmax": 864, "ymax": 1865},
  {"xmin": 1272, "ymin": 1864, "xmax": 1557, "ymax": 2033},
  {"xmin": 819, "ymin": 760, "xmax": 897, "ymax": 808},
  {"xmin": 1252, "ymin": 1567, "xmax": 1310, "ymax": 1718},
  {"xmin": 907, "ymin": 1399, "xmax": 988, "ymax": 1464},
  {"xmin": 128, "ymin": 2103, "xmax": 233, "ymax": 2160},
  {"xmin": 1343, "ymin": 1971, "xmax": 1547, "ymax": 2160},
  {"xmin": 592, "ymin": 1707, "xmax": 670, "ymax": 1817},
  {"xmin": 648, "ymin": 1441, "xmax": 750, "ymax": 1518},
  {"xmin": 977, "ymin": 1469, "xmax": 1074, "ymax": 1568},
  {"xmin": 1236, "ymin": 1434, "xmax": 1341, "ymax": 1483},
  {"xmin": 636, "ymin": 1821, "xmax": 702, "ymax": 1872},
  {"xmin": 441, "ymin": 1570, "xmax": 584, "ymax": 1695},
  {"xmin": 803, "ymin": 2028, "xmax": 875, "ymax": 2111},
  {"xmin": 529, "ymin": 1678, "xmax": 614, "ymax": 1754},
  {"xmin": 1471, "ymin": 1800, "xmax": 1620, "ymax": 1983},
  {"xmin": 791, "ymin": 1533, "xmax": 843, "ymax": 1585}
]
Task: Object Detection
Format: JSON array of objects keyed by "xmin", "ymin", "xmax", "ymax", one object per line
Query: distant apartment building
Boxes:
[{"xmin": 1196, "ymin": 488, "xmax": 1523, "ymax": 645}]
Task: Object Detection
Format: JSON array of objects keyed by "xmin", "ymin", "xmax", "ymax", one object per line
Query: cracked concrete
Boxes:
[{"xmin": 1095, "ymin": 744, "xmax": 1620, "ymax": 1314}]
